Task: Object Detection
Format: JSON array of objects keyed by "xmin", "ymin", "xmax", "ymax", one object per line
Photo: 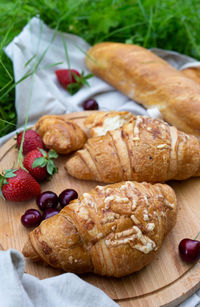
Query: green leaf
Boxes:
[
  {"xmin": 4, "ymin": 168, "xmax": 17, "ymax": 178},
  {"xmin": 46, "ymin": 159, "xmax": 57, "ymax": 175},
  {"xmin": 83, "ymin": 73, "xmax": 94, "ymax": 80},
  {"xmin": 125, "ymin": 38, "xmax": 134, "ymax": 44},
  {"xmin": 48, "ymin": 149, "xmax": 58, "ymax": 159},
  {"xmin": 66, "ymin": 71, "xmax": 93, "ymax": 95},
  {"xmin": 0, "ymin": 189, "xmax": 5, "ymax": 200},
  {"xmin": 4, "ymin": 172, "xmax": 16, "ymax": 178},
  {"xmin": 82, "ymin": 79, "xmax": 89, "ymax": 86},
  {"xmin": 73, "ymin": 73, "xmax": 81, "ymax": 82},
  {"xmin": 39, "ymin": 148, "xmax": 47, "ymax": 157},
  {"xmin": 0, "ymin": 175, "xmax": 6, "ymax": 187},
  {"xmin": 32, "ymin": 157, "xmax": 47, "ymax": 168},
  {"xmin": 67, "ymin": 82, "xmax": 81, "ymax": 95},
  {"xmin": 0, "ymin": 174, "xmax": 7, "ymax": 200}
]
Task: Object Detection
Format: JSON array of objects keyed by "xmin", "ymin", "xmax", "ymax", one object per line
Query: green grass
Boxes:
[{"xmin": 1, "ymin": 0, "xmax": 200, "ymax": 137}]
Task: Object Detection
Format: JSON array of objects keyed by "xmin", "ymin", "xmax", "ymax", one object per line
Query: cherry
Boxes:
[
  {"xmin": 58, "ymin": 189, "xmax": 78, "ymax": 208},
  {"xmin": 21, "ymin": 209, "xmax": 42, "ymax": 228},
  {"xmin": 179, "ymin": 238, "xmax": 200, "ymax": 263},
  {"xmin": 82, "ymin": 98, "xmax": 99, "ymax": 110},
  {"xmin": 42, "ymin": 208, "xmax": 60, "ymax": 220},
  {"xmin": 36, "ymin": 191, "xmax": 58, "ymax": 211}
]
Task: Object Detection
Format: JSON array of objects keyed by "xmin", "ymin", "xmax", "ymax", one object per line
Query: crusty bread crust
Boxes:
[{"xmin": 85, "ymin": 42, "xmax": 200, "ymax": 137}]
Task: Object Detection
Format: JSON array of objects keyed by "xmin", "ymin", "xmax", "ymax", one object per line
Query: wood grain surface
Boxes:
[{"xmin": 0, "ymin": 111, "xmax": 199, "ymax": 306}]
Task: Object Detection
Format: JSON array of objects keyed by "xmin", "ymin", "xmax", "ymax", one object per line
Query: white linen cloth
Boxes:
[
  {"xmin": 1, "ymin": 16, "xmax": 200, "ymax": 306},
  {"xmin": 0, "ymin": 249, "xmax": 118, "ymax": 307}
]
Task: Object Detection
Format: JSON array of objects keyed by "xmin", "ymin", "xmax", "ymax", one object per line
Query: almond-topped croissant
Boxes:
[
  {"xmin": 23, "ymin": 181, "xmax": 177, "ymax": 277},
  {"xmin": 66, "ymin": 115, "xmax": 200, "ymax": 183},
  {"xmin": 35, "ymin": 115, "xmax": 87, "ymax": 154},
  {"xmin": 84, "ymin": 111, "xmax": 135, "ymax": 137}
]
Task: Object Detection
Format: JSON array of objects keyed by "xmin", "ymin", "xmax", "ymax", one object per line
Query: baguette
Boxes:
[
  {"xmin": 182, "ymin": 67, "xmax": 200, "ymax": 85},
  {"xmin": 85, "ymin": 42, "xmax": 200, "ymax": 137}
]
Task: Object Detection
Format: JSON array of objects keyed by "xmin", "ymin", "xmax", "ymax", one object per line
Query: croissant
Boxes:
[
  {"xmin": 35, "ymin": 115, "xmax": 87, "ymax": 154},
  {"xmin": 85, "ymin": 42, "xmax": 200, "ymax": 137},
  {"xmin": 23, "ymin": 181, "xmax": 177, "ymax": 277},
  {"xmin": 84, "ymin": 111, "xmax": 135, "ymax": 137},
  {"xmin": 66, "ymin": 115, "xmax": 200, "ymax": 183}
]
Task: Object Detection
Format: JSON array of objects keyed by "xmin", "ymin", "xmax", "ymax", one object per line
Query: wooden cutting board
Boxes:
[{"xmin": 0, "ymin": 111, "xmax": 199, "ymax": 307}]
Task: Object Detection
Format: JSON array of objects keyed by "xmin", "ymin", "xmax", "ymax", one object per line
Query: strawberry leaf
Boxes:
[
  {"xmin": 0, "ymin": 177, "xmax": 8, "ymax": 185},
  {"xmin": 48, "ymin": 150, "xmax": 58, "ymax": 159},
  {"xmin": 67, "ymin": 72, "xmax": 93, "ymax": 95},
  {"xmin": 82, "ymin": 79, "xmax": 90, "ymax": 86},
  {"xmin": 73, "ymin": 73, "xmax": 82, "ymax": 82},
  {"xmin": 0, "ymin": 175, "xmax": 7, "ymax": 200},
  {"xmin": 67, "ymin": 83, "xmax": 81, "ymax": 95},
  {"xmin": 4, "ymin": 169, "xmax": 17, "ymax": 179},
  {"xmin": 39, "ymin": 148, "xmax": 48, "ymax": 157},
  {"xmin": 32, "ymin": 157, "xmax": 47, "ymax": 169},
  {"xmin": 46, "ymin": 160, "xmax": 58, "ymax": 175},
  {"xmin": 0, "ymin": 189, "xmax": 5, "ymax": 200},
  {"xmin": 5, "ymin": 173, "xmax": 16, "ymax": 179},
  {"xmin": 83, "ymin": 73, "xmax": 94, "ymax": 80},
  {"xmin": 0, "ymin": 175, "xmax": 6, "ymax": 186}
]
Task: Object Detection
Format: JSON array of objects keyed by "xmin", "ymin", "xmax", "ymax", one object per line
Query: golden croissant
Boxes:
[
  {"xmin": 66, "ymin": 115, "xmax": 200, "ymax": 183},
  {"xmin": 84, "ymin": 111, "xmax": 135, "ymax": 137},
  {"xmin": 85, "ymin": 42, "xmax": 200, "ymax": 137},
  {"xmin": 23, "ymin": 181, "xmax": 177, "ymax": 277},
  {"xmin": 35, "ymin": 115, "xmax": 87, "ymax": 154}
]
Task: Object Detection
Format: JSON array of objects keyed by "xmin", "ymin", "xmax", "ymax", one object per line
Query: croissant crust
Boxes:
[
  {"xmin": 66, "ymin": 115, "xmax": 200, "ymax": 183},
  {"xmin": 23, "ymin": 181, "xmax": 177, "ymax": 277},
  {"xmin": 35, "ymin": 115, "xmax": 87, "ymax": 154}
]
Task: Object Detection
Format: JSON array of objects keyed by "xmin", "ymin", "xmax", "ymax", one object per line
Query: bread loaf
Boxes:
[
  {"xmin": 182, "ymin": 67, "xmax": 200, "ymax": 85},
  {"xmin": 85, "ymin": 42, "xmax": 200, "ymax": 137}
]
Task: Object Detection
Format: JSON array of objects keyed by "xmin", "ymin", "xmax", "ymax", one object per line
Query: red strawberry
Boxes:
[
  {"xmin": 55, "ymin": 69, "xmax": 93, "ymax": 95},
  {"xmin": 23, "ymin": 148, "xmax": 58, "ymax": 182},
  {"xmin": 16, "ymin": 129, "xmax": 44, "ymax": 155},
  {"xmin": 0, "ymin": 168, "xmax": 41, "ymax": 202}
]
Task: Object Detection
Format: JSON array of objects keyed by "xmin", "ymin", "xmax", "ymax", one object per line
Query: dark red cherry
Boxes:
[
  {"xmin": 36, "ymin": 191, "xmax": 58, "ymax": 211},
  {"xmin": 21, "ymin": 209, "xmax": 42, "ymax": 228},
  {"xmin": 42, "ymin": 208, "xmax": 60, "ymax": 220},
  {"xmin": 58, "ymin": 189, "xmax": 78, "ymax": 208},
  {"xmin": 82, "ymin": 98, "xmax": 99, "ymax": 110},
  {"xmin": 179, "ymin": 238, "xmax": 200, "ymax": 263}
]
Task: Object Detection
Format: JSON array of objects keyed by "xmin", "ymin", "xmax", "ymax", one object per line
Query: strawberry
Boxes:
[
  {"xmin": 16, "ymin": 129, "xmax": 44, "ymax": 155},
  {"xmin": 23, "ymin": 148, "xmax": 58, "ymax": 182},
  {"xmin": 55, "ymin": 69, "xmax": 93, "ymax": 95},
  {"xmin": 0, "ymin": 168, "xmax": 41, "ymax": 202}
]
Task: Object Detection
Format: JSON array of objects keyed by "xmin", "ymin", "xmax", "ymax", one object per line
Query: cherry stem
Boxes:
[{"xmin": 194, "ymin": 231, "xmax": 200, "ymax": 240}]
